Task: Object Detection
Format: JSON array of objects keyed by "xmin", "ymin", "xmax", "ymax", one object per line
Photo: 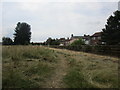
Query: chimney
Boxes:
[{"xmin": 71, "ymin": 34, "xmax": 73, "ymax": 37}]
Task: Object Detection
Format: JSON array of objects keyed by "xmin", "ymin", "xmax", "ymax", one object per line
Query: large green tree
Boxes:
[
  {"xmin": 101, "ymin": 10, "xmax": 120, "ymax": 45},
  {"xmin": 14, "ymin": 22, "xmax": 31, "ymax": 45}
]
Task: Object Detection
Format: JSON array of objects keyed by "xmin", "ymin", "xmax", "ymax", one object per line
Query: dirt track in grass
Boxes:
[
  {"xmin": 43, "ymin": 49, "xmax": 69, "ymax": 88},
  {"xmin": 43, "ymin": 47, "xmax": 119, "ymax": 88},
  {"xmin": 3, "ymin": 46, "xmax": 119, "ymax": 88}
]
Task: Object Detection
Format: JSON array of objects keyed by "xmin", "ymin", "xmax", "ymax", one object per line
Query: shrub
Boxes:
[
  {"xmin": 70, "ymin": 38, "xmax": 85, "ymax": 46},
  {"xmin": 2, "ymin": 37, "xmax": 13, "ymax": 45},
  {"xmin": 82, "ymin": 45, "xmax": 92, "ymax": 52}
]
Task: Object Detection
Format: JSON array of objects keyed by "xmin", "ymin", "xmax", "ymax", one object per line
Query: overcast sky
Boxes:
[{"xmin": 1, "ymin": 1, "xmax": 118, "ymax": 42}]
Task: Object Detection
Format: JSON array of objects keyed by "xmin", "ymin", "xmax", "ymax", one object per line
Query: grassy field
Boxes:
[{"xmin": 2, "ymin": 46, "xmax": 119, "ymax": 88}]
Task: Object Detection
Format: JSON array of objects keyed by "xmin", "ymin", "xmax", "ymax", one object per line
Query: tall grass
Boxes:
[
  {"xmin": 63, "ymin": 67, "xmax": 94, "ymax": 88},
  {"xmin": 2, "ymin": 46, "xmax": 119, "ymax": 88},
  {"xmin": 2, "ymin": 46, "xmax": 56, "ymax": 88},
  {"xmin": 63, "ymin": 58, "xmax": 94, "ymax": 88},
  {"xmin": 2, "ymin": 46, "xmax": 56, "ymax": 62},
  {"xmin": 61, "ymin": 50, "xmax": 119, "ymax": 88}
]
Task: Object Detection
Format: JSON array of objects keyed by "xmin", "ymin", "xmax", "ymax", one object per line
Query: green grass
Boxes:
[
  {"xmin": 59, "ymin": 49, "xmax": 119, "ymax": 88},
  {"xmin": 63, "ymin": 67, "xmax": 94, "ymax": 88},
  {"xmin": 2, "ymin": 46, "xmax": 119, "ymax": 88},
  {"xmin": 2, "ymin": 46, "xmax": 56, "ymax": 62},
  {"xmin": 3, "ymin": 69, "xmax": 39, "ymax": 88},
  {"xmin": 92, "ymin": 70, "xmax": 118, "ymax": 88},
  {"xmin": 63, "ymin": 58, "xmax": 94, "ymax": 88},
  {"xmin": 2, "ymin": 46, "xmax": 56, "ymax": 88}
]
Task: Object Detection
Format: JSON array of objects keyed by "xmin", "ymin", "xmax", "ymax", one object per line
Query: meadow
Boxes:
[{"xmin": 2, "ymin": 46, "xmax": 119, "ymax": 88}]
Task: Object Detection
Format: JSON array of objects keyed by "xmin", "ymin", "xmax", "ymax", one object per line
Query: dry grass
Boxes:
[
  {"xmin": 2, "ymin": 46, "xmax": 119, "ymax": 88},
  {"xmin": 50, "ymin": 48, "xmax": 119, "ymax": 88},
  {"xmin": 2, "ymin": 46, "xmax": 57, "ymax": 88}
]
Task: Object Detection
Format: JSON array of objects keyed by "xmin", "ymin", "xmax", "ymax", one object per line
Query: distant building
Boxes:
[
  {"xmin": 59, "ymin": 38, "xmax": 66, "ymax": 46},
  {"xmin": 69, "ymin": 32, "xmax": 102, "ymax": 45},
  {"xmin": 83, "ymin": 35, "xmax": 91, "ymax": 45},
  {"xmin": 59, "ymin": 32, "xmax": 102, "ymax": 46},
  {"xmin": 70, "ymin": 34, "xmax": 91, "ymax": 45},
  {"xmin": 59, "ymin": 34, "xmax": 90, "ymax": 46},
  {"xmin": 90, "ymin": 32, "xmax": 102, "ymax": 45},
  {"xmin": 70, "ymin": 34, "xmax": 84, "ymax": 44}
]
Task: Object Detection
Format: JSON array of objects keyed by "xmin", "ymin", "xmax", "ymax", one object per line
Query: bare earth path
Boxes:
[
  {"xmin": 3, "ymin": 46, "xmax": 118, "ymax": 88},
  {"xmin": 43, "ymin": 47, "xmax": 118, "ymax": 88},
  {"xmin": 44, "ymin": 48, "xmax": 69, "ymax": 88}
]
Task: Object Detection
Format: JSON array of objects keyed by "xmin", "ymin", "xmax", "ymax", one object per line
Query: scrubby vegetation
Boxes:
[
  {"xmin": 70, "ymin": 38, "xmax": 85, "ymax": 46},
  {"xmin": 2, "ymin": 46, "xmax": 57, "ymax": 88},
  {"xmin": 2, "ymin": 46, "xmax": 119, "ymax": 88},
  {"xmin": 60, "ymin": 49, "xmax": 119, "ymax": 88}
]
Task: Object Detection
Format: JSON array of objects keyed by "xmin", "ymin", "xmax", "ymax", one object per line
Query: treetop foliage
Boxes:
[
  {"xmin": 14, "ymin": 22, "xmax": 31, "ymax": 45},
  {"xmin": 45, "ymin": 37, "xmax": 60, "ymax": 45},
  {"xmin": 101, "ymin": 10, "xmax": 120, "ymax": 45},
  {"xmin": 2, "ymin": 37, "xmax": 13, "ymax": 45}
]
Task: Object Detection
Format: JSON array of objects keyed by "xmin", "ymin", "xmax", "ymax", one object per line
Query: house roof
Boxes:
[{"xmin": 91, "ymin": 32, "xmax": 101, "ymax": 37}]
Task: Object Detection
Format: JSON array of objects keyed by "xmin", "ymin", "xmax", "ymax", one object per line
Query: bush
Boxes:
[
  {"xmin": 70, "ymin": 38, "xmax": 85, "ymax": 46},
  {"xmin": 2, "ymin": 37, "xmax": 13, "ymax": 45},
  {"xmin": 82, "ymin": 45, "xmax": 92, "ymax": 52}
]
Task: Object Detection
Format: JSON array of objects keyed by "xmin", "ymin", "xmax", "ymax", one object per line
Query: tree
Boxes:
[
  {"xmin": 45, "ymin": 38, "xmax": 60, "ymax": 45},
  {"xmin": 2, "ymin": 37, "xmax": 13, "ymax": 45},
  {"xmin": 14, "ymin": 22, "xmax": 31, "ymax": 45},
  {"xmin": 46, "ymin": 37, "xmax": 52, "ymax": 45},
  {"xmin": 101, "ymin": 10, "xmax": 120, "ymax": 45},
  {"xmin": 70, "ymin": 38, "xmax": 85, "ymax": 46}
]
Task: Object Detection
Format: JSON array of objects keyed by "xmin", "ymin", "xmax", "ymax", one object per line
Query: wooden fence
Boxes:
[{"xmin": 50, "ymin": 45, "xmax": 120, "ymax": 58}]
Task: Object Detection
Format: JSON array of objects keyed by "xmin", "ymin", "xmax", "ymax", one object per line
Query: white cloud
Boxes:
[
  {"xmin": 20, "ymin": 3, "xmax": 39, "ymax": 12},
  {"xmin": 0, "ymin": 3, "xmax": 2, "ymax": 41},
  {"xmin": 2, "ymin": 2, "xmax": 118, "ymax": 42},
  {"xmin": 19, "ymin": 2, "xmax": 48, "ymax": 12}
]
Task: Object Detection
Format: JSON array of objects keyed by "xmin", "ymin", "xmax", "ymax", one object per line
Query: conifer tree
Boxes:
[
  {"xmin": 14, "ymin": 22, "xmax": 31, "ymax": 45},
  {"xmin": 101, "ymin": 10, "xmax": 120, "ymax": 45}
]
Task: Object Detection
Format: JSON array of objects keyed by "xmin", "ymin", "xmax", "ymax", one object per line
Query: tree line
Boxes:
[
  {"xmin": 2, "ymin": 22, "xmax": 31, "ymax": 45},
  {"xmin": 2, "ymin": 10, "xmax": 120, "ymax": 45}
]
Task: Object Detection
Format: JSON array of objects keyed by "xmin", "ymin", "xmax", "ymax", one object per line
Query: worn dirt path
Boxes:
[
  {"xmin": 44, "ymin": 48, "xmax": 69, "ymax": 88},
  {"xmin": 43, "ymin": 47, "xmax": 118, "ymax": 88}
]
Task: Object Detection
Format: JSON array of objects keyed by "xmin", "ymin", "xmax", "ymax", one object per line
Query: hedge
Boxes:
[{"xmin": 50, "ymin": 45, "xmax": 120, "ymax": 57}]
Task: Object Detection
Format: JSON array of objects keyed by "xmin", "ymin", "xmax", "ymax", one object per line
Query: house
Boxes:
[
  {"xmin": 59, "ymin": 34, "xmax": 91, "ymax": 46},
  {"xmin": 59, "ymin": 32, "xmax": 102, "ymax": 46},
  {"xmin": 59, "ymin": 38, "xmax": 66, "ymax": 46},
  {"xmin": 70, "ymin": 34, "xmax": 91, "ymax": 45},
  {"xmin": 90, "ymin": 32, "xmax": 102, "ymax": 45},
  {"xmin": 83, "ymin": 35, "xmax": 91, "ymax": 45},
  {"xmin": 70, "ymin": 34, "xmax": 83, "ymax": 44}
]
